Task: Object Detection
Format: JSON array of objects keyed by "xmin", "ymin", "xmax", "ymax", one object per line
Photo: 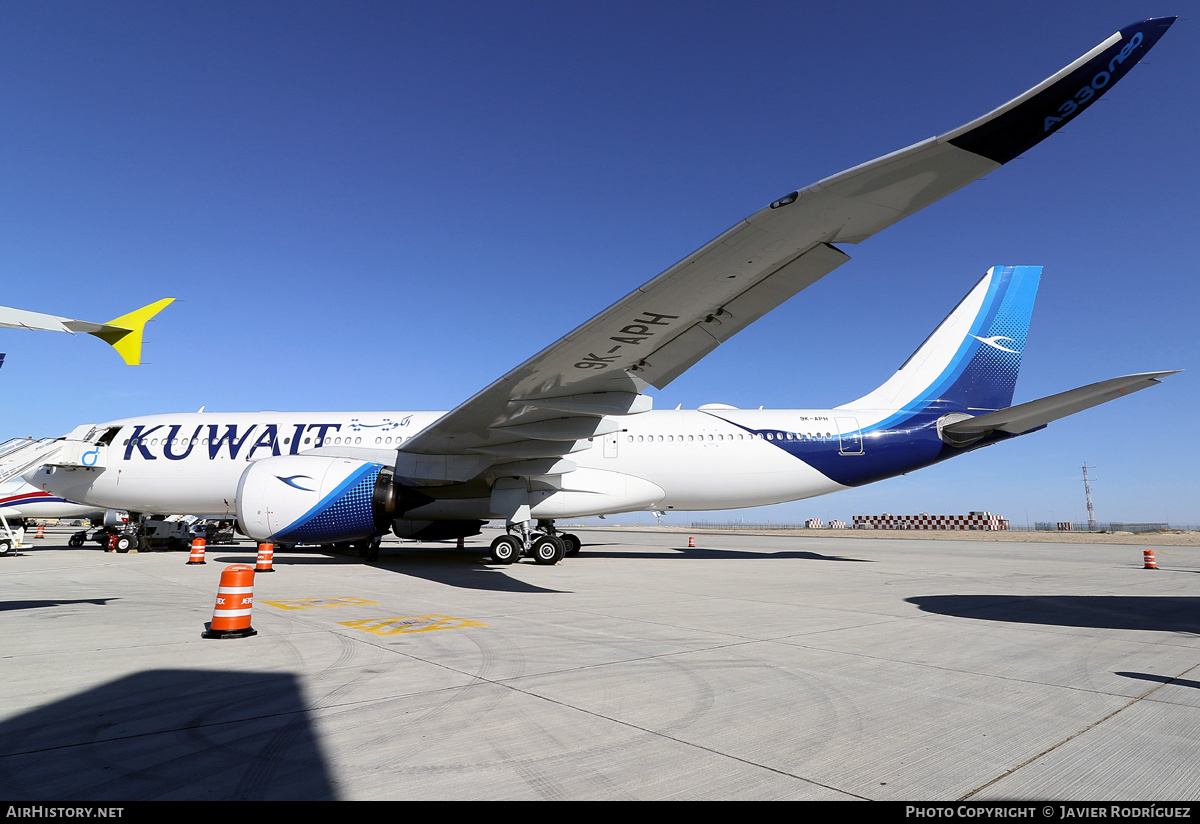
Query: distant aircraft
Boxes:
[
  {"xmin": 0, "ymin": 479, "xmax": 103, "ymax": 524},
  {"xmin": 0, "ymin": 435, "xmax": 107, "ymax": 553},
  {"xmin": 0, "ymin": 298, "xmax": 174, "ymax": 365},
  {"xmin": 26, "ymin": 18, "xmax": 1178, "ymax": 565},
  {"xmin": 0, "ymin": 476, "xmax": 107, "ymax": 554}
]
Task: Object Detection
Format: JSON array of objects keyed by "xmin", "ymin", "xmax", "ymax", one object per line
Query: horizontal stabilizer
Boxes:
[
  {"xmin": 943, "ymin": 371, "xmax": 1179, "ymax": 437},
  {"xmin": 0, "ymin": 298, "xmax": 175, "ymax": 365}
]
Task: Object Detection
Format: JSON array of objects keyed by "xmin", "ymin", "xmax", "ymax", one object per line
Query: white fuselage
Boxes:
[{"xmin": 28, "ymin": 407, "xmax": 891, "ymax": 519}]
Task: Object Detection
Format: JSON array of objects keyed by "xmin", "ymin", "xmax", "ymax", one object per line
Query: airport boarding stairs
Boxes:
[{"xmin": 0, "ymin": 437, "xmax": 64, "ymax": 486}]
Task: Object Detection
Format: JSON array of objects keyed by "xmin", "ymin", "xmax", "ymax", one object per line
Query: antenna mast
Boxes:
[{"xmin": 1082, "ymin": 464, "xmax": 1096, "ymax": 532}]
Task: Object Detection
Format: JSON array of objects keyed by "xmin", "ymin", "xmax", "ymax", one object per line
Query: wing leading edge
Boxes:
[{"xmin": 395, "ymin": 17, "xmax": 1175, "ymax": 484}]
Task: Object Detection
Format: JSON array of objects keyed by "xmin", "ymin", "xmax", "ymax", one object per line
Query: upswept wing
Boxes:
[
  {"xmin": 395, "ymin": 18, "xmax": 1175, "ymax": 484},
  {"xmin": 0, "ymin": 298, "xmax": 175, "ymax": 365}
]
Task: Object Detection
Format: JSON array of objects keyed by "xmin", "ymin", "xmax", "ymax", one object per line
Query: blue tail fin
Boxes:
[
  {"xmin": 842, "ymin": 265, "xmax": 1041, "ymax": 415},
  {"xmin": 936, "ymin": 265, "xmax": 1040, "ymax": 411}
]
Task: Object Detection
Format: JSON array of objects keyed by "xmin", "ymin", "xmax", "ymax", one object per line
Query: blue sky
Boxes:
[{"xmin": 0, "ymin": 2, "xmax": 1195, "ymax": 526}]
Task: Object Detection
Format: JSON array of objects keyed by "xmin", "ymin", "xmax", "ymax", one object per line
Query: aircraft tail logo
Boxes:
[
  {"xmin": 840, "ymin": 265, "xmax": 1041, "ymax": 416},
  {"xmin": 970, "ymin": 335, "xmax": 1022, "ymax": 354}
]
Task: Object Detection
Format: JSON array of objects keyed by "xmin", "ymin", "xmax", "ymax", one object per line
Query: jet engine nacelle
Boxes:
[
  {"xmin": 102, "ymin": 509, "xmax": 130, "ymax": 529},
  {"xmin": 236, "ymin": 455, "xmax": 396, "ymax": 544}
]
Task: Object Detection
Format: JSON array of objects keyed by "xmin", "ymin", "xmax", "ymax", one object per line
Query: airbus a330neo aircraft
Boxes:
[{"xmin": 29, "ymin": 19, "xmax": 1177, "ymax": 564}]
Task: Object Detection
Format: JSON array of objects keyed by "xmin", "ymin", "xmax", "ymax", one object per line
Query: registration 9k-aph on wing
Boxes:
[{"xmin": 392, "ymin": 17, "xmax": 1176, "ymax": 485}]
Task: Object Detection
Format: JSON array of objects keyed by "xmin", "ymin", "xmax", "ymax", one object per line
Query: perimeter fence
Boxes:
[{"xmin": 683, "ymin": 520, "xmax": 1193, "ymax": 533}]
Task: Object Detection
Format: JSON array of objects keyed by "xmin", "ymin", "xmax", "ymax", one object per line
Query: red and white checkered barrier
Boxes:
[
  {"xmin": 805, "ymin": 518, "xmax": 823, "ymax": 529},
  {"xmin": 828, "ymin": 520, "xmax": 847, "ymax": 529},
  {"xmin": 852, "ymin": 512, "xmax": 1010, "ymax": 531},
  {"xmin": 1057, "ymin": 522, "xmax": 1073, "ymax": 531}
]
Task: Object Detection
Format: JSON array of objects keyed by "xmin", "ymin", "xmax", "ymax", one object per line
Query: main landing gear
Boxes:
[{"xmin": 489, "ymin": 520, "xmax": 581, "ymax": 566}]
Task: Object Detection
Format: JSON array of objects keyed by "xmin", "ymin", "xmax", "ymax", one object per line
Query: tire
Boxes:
[
  {"xmin": 0, "ymin": 539, "xmax": 11, "ymax": 556},
  {"xmin": 68, "ymin": 535, "xmax": 84, "ymax": 548},
  {"xmin": 489, "ymin": 535, "xmax": 520, "ymax": 564},
  {"xmin": 115, "ymin": 535, "xmax": 134, "ymax": 553},
  {"xmin": 562, "ymin": 533, "xmax": 582, "ymax": 556},
  {"xmin": 532, "ymin": 535, "xmax": 565, "ymax": 565}
]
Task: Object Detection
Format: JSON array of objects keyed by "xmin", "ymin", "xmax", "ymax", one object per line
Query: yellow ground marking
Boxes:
[
  {"xmin": 337, "ymin": 615, "xmax": 488, "ymax": 635},
  {"xmin": 260, "ymin": 596, "xmax": 381, "ymax": 610}
]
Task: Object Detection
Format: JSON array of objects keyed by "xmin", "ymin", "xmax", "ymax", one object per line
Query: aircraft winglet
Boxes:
[
  {"xmin": 0, "ymin": 298, "xmax": 175, "ymax": 365},
  {"xmin": 86, "ymin": 298, "xmax": 176, "ymax": 365}
]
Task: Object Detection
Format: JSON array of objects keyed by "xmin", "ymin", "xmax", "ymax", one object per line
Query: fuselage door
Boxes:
[
  {"xmin": 603, "ymin": 432, "xmax": 619, "ymax": 458},
  {"xmin": 835, "ymin": 417, "xmax": 863, "ymax": 455}
]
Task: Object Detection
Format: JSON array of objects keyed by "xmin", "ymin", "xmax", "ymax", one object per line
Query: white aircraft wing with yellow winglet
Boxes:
[{"xmin": 0, "ymin": 298, "xmax": 175, "ymax": 365}]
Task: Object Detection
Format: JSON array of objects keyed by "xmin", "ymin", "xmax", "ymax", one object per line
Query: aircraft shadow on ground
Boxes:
[
  {"xmin": 366, "ymin": 549, "xmax": 569, "ymax": 593},
  {"xmin": 207, "ymin": 547, "xmax": 567, "ymax": 593},
  {"xmin": 210, "ymin": 552, "xmax": 361, "ymax": 566},
  {"xmin": 907, "ymin": 595, "xmax": 1200, "ymax": 635},
  {"xmin": 577, "ymin": 545, "xmax": 873, "ymax": 563},
  {"xmin": 1116, "ymin": 671, "xmax": 1200, "ymax": 690},
  {"xmin": 0, "ymin": 669, "xmax": 335, "ymax": 801},
  {"xmin": 0, "ymin": 598, "xmax": 116, "ymax": 612},
  {"xmin": 212, "ymin": 544, "xmax": 864, "ymax": 592}
]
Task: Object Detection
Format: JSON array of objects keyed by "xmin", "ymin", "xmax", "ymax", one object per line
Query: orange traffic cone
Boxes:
[
  {"xmin": 35, "ymin": 525, "xmax": 44, "ymax": 539},
  {"xmin": 202, "ymin": 564, "xmax": 257, "ymax": 639},
  {"xmin": 688, "ymin": 536, "xmax": 695, "ymax": 547},
  {"xmin": 186, "ymin": 537, "xmax": 207, "ymax": 565},
  {"xmin": 255, "ymin": 542, "xmax": 275, "ymax": 573},
  {"xmin": 1144, "ymin": 550, "xmax": 1158, "ymax": 570}
]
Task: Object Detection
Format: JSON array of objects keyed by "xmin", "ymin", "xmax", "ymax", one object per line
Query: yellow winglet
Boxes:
[{"xmin": 87, "ymin": 298, "xmax": 175, "ymax": 365}]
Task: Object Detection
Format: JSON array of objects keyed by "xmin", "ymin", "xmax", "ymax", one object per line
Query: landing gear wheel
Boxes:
[
  {"xmin": 532, "ymin": 535, "xmax": 565, "ymax": 565},
  {"xmin": 490, "ymin": 535, "xmax": 520, "ymax": 564},
  {"xmin": 68, "ymin": 535, "xmax": 84, "ymax": 548},
  {"xmin": 561, "ymin": 533, "xmax": 581, "ymax": 556},
  {"xmin": 114, "ymin": 535, "xmax": 134, "ymax": 553}
]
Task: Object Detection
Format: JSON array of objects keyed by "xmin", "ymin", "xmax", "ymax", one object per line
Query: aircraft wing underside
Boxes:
[{"xmin": 389, "ymin": 18, "xmax": 1174, "ymax": 485}]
